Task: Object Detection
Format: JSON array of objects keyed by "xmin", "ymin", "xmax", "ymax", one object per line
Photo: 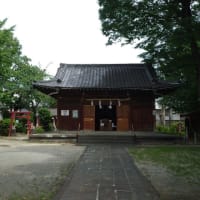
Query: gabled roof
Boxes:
[{"xmin": 33, "ymin": 63, "xmax": 179, "ymax": 93}]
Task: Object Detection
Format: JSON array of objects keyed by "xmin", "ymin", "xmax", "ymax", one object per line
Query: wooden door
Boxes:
[
  {"xmin": 83, "ymin": 105, "xmax": 95, "ymax": 130},
  {"xmin": 117, "ymin": 105, "xmax": 130, "ymax": 131}
]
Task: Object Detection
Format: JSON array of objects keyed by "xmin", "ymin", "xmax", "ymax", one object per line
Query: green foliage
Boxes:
[
  {"xmin": 98, "ymin": 0, "xmax": 200, "ymax": 112},
  {"xmin": 156, "ymin": 125, "xmax": 169, "ymax": 133},
  {"xmin": 38, "ymin": 108, "xmax": 52, "ymax": 131},
  {"xmin": 1, "ymin": 55, "xmax": 55, "ymax": 111},
  {"xmin": 0, "ymin": 18, "xmax": 55, "ymax": 114},
  {"xmin": 15, "ymin": 118, "xmax": 27, "ymax": 133},
  {"xmin": 129, "ymin": 146, "xmax": 200, "ymax": 183},
  {"xmin": 1, "ymin": 109, "xmax": 10, "ymax": 118},
  {"xmin": 15, "ymin": 123, "xmax": 26, "ymax": 133},
  {"xmin": 168, "ymin": 124, "xmax": 178, "ymax": 134},
  {"xmin": 156, "ymin": 122, "xmax": 185, "ymax": 135},
  {"xmin": 35, "ymin": 126, "xmax": 45, "ymax": 134},
  {"xmin": 0, "ymin": 18, "xmax": 22, "ymax": 86},
  {"xmin": 0, "ymin": 118, "xmax": 10, "ymax": 136}
]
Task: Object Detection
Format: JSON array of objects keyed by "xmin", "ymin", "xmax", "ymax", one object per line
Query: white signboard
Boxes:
[
  {"xmin": 72, "ymin": 110, "xmax": 79, "ymax": 118},
  {"xmin": 61, "ymin": 110, "xmax": 69, "ymax": 116}
]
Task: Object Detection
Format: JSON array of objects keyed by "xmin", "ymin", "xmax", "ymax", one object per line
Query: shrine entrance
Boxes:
[{"xmin": 95, "ymin": 105, "xmax": 116, "ymax": 131}]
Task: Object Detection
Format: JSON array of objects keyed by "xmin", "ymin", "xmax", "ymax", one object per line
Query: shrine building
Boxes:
[{"xmin": 33, "ymin": 63, "xmax": 178, "ymax": 132}]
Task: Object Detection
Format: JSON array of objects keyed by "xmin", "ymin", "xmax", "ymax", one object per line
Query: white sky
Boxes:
[{"xmin": 0, "ymin": 0, "xmax": 143, "ymax": 76}]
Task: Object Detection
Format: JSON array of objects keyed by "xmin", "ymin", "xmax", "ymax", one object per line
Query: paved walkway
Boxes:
[{"xmin": 56, "ymin": 145, "xmax": 160, "ymax": 200}]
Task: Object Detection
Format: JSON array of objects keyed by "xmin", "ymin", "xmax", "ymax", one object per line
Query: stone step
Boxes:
[
  {"xmin": 29, "ymin": 133, "xmax": 184, "ymax": 144},
  {"xmin": 77, "ymin": 135, "xmax": 135, "ymax": 144},
  {"xmin": 77, "ymin": 135, "xmax": 183, "ymax": 144}
]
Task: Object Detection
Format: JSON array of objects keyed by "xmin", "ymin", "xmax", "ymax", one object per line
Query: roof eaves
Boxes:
[{"xmin": 59, "ymin": 86, "xmax": 154, "ymax": 91}]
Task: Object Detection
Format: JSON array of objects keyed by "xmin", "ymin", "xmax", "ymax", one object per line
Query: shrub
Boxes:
[
  {"xmin": 15, "ymin": 120, "xmax": 26, "ymax": 133},
  {"xmin": 156, "ymin": 122, "xmax": 185, "ymax": 136},
  {"xmin": 15, "ymin": 118, "xmax": 28, "ymax": 133},
  {"xmin": 156, "ymin": 125, "xmax": 162, "ymax": 132},
  {"xmin": 168, "ymin": 123, "xmax": 177, "ymax": 134},
  {"xmin": 2, "ymin": 110, "xmax": 10, "ymax": 118},
  {"xmin": 162, "ymin": 126, "xmax": 169, "ymax": 133},
  {"xmin": 0, "ymin": 118, "xmax": 11, "ymax": 136},
  {"xmin": 35, "ymin": 126, "xmax": 44, "ymax": 133},
  {"xmin": 156, "ymin": 125, "xmax": 169, "ymax": 133},
  {"xmin": 38, "ymin": 108, "xmax": 52, "ymax": 131}
]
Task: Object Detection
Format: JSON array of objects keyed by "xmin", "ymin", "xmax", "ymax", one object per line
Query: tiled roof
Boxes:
[{"xmin": 33, "ymin": 63, "xmax": 179, "ymax": 91}]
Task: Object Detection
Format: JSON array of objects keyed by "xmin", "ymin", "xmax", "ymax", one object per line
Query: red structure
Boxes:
[{"xmin": 9, "ymin": 111, "xmax": 32, "ymax": 136}]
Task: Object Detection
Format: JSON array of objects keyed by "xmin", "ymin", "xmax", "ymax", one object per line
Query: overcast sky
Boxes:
[{"xmin": 0, "ymin": 0, "xmax": 143, "ymax": 75}]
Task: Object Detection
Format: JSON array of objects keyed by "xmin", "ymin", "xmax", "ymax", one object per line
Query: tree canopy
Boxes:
[
  {"xmin": 0, "ymin": 19, "xmax": 21, "ymax": 86},
  {"xmin": 98, "ymin": 0, "xmax": 200, "ymax": 113},
  {"xmin": 0, "ymin": 18, "xmax": 55, "ymax": 116}
]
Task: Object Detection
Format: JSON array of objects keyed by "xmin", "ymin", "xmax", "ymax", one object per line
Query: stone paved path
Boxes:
[{"xmin": 56, "ymin": 145, "xmax": 160, "ymax": 200}]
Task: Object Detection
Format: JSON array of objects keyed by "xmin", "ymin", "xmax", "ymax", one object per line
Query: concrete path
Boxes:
[{"xmin": 56, "ymin": 145, "xmax": 160, "ymax": 200}]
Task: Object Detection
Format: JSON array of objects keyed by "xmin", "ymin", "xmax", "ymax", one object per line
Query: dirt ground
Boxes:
[
  {"xmin": 0, "ymin": 138, "xmax": 85, "ymax": 200},
  {"xmin": 134, "ymin": 160, "xmax": 200, "ymax": 200}
]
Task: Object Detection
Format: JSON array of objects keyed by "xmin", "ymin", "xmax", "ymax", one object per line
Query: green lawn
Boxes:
[{"xmin": 129, "ymin": 146, "xmax": 200, "ymax": 183}]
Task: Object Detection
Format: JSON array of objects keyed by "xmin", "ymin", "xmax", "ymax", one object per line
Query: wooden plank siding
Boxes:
[
  {"xmin": 117, "ymin": 105, "xmax": 130, "ymax": 131},
  {"xmin": 83, "ymin": 105, "xmax": 95, "ymax": 130},
  {"xmin": 57, "ymin": 98, "xmax": 82, "ymax": 130},
  {"xmin": 131, "ymin": 99, "xmax": 155, "ymax": 131},
  {"xmin": 56, "ymin": 95, "xmax": 155, "ymax": 131}
]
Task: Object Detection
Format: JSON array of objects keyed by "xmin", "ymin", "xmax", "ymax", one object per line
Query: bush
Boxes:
[
  {"xmin": 156, "ymin": 125, "xmax": 169, "ymax": 133},
  {"xmin": 168, "ymin": 123, "xmax": 177, "ymax": 134},
  {"xmin": 38, "ymin": 108, "xmax": 52, "ymax": 131},
  {"xmin": 156, "ymin": 122, "xmax": 185, "ymax": 135},
  {"xmin": 0, "ymin": 118, "xmax": 11, "ymax": 136},
  {"xmin": 156, "ymin": 125, "xmax": 162, "ymax": 132},
  {"xmin": 2, "ymin": 110, "xmax": 10, "ymax": 118},
  {"xmin": 35, "ymin": 126, "xmax": 44, "ymax": 133},
  {"xmin": 15, "ymin": 121, "xmax": 26, "ymax": 133},
  {"xmin": 15, "ymin": 118, "xmax": 28, "ymax": 133}
]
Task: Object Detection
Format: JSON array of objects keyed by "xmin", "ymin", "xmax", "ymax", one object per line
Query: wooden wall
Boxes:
[
  {"xmin": 83, "ymin": 105, "xmax": 95, "ymax": 130},
  {"xmin": 130, "ymin": 97, "xmax": 155, "ymax": 131},
  {"xmin": 56, "ymin": 92, "xmax": 155, "ymax": 131},
  {"xmin": 57, "ymin": 98, "xmax": 82, "ymax": 130},
  {"xmin": 117, "ymin": 105, "xmax": 130, "ymax": 131}
]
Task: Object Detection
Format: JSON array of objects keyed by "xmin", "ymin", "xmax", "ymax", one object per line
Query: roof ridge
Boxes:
[{"xmin": 60, "ymin": 63, "xmax": 146, "ymax": 67}]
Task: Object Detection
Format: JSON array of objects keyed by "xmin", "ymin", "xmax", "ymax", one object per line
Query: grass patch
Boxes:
[{"xmin": 129, "ymin": 146, "xmax": 200, "ymax": 183}]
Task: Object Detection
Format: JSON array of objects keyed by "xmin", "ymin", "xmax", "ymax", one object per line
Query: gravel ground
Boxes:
[{"xmin": 0, "ymin": 138, "xmax": 85, "ymax": 200}]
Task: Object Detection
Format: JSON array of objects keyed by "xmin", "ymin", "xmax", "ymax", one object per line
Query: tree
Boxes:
[
  {"xmin": 38, "ymin": 108, "xmax": 52, "ymax": 131},
  {"xmin": 1, "ymin": 55, "xmax": 55, "ymax": 121},
  {"xmin": 0, "ymin": 18, "xmax": 22, "ymax": 87},
  {"xmin": 98, "ymin": 0, "xmax": 200, "ymax": 112},
  {"xmin": 0, "ymin": 18, "xmax": 55, "ymax": 122}
]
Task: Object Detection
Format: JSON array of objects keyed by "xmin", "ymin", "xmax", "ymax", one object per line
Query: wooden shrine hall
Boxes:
[{"xmin": 33, "ymin": 63, "xmax": 179, "ymax": 132}]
